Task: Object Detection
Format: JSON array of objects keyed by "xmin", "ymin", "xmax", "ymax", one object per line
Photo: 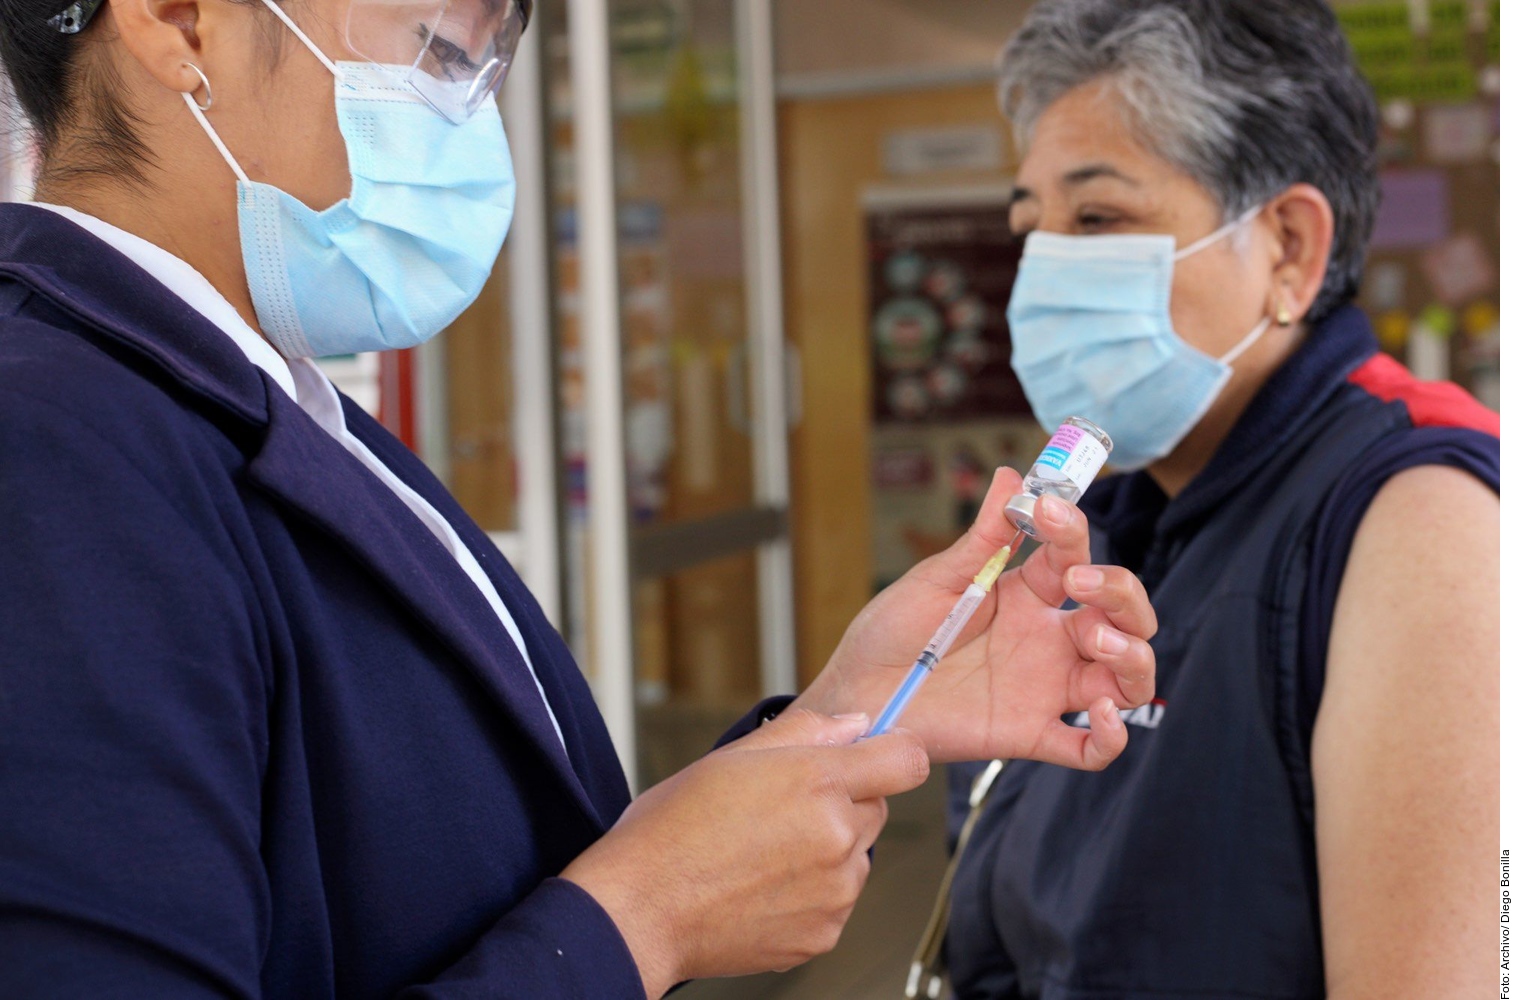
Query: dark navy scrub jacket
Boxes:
[{"xmin": 0, "ymin": 202, "xmax": 759, "ymax": 997}]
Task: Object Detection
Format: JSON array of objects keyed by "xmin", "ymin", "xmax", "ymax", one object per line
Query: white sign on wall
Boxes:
[{"xmin": 882, "ymin": 124, "xmax": 1006, "ymax": 177}]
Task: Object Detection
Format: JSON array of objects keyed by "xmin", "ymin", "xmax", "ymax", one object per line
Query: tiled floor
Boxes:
[{"xmin": 680, "ymin": 768, "xmax": 950, "ymax": 1000}]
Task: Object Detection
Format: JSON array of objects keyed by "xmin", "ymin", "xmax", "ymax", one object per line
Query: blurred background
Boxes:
[{"xmin": 2, "ymin": 1, "xmax": 1498, "ymax": 994}]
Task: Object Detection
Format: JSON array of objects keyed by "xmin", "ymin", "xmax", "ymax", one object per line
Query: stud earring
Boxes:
[{"xmin": 1275, "ymin": 300, "xmax": 1293, "ymax": 327}]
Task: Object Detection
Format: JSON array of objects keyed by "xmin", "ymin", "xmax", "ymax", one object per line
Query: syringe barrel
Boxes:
[
  {"xmin": 865, "ymin": 583, "xmax": 988, "ymax": 737},
  {"xmin": 922, "ymin": 584, "xmax": 987, "ymax": 659}
]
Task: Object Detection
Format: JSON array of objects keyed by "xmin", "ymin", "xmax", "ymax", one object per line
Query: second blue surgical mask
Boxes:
[{"xmin": 1007, "ymin": 207, "xmax": 1268, "ymax": 471}]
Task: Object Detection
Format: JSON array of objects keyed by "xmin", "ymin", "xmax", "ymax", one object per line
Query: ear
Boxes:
[
  {"xmin": 1259, "ymin": 183, "xmax": 1334, "ymax": 325},
  {"xmin": 106, "ymin": 0, "xmax": 211, "ymax": 102}
]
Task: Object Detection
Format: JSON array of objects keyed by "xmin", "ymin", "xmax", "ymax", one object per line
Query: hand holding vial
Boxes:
[{"xmin": 793, "ymin": 419, "xmax": 1154, "ymax": 767}]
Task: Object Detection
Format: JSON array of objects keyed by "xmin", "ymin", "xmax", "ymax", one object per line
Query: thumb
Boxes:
[
  {"xmin": 981, "ymin": 465, "xmax": 1026, "ymax": 517},
  {"xmin": 836, "ymin": 728, "xmax": 931, "ymax": 801},
  {"xmin": 968, "ymin": 466, "xmax": 1026, "ymax": 547},
  {"xmin": 951, "ymin": 469, "xmax": 1024, "ymax": 563},
  {"xmin": 930, "ymin": 466, "xmax": 1026, "ymax": 584},
  {"xmin": 730, "ymin": 707, "xmax": 872, "ymax": 752}
]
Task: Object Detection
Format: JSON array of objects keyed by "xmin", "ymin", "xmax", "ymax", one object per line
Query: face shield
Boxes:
[{"xmin": 345, "ymin": 0, "xmax": 532, "ymax": 122}]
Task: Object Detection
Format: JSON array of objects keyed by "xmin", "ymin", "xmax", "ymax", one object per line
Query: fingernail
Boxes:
[
  {"xmin": 1041, "ymin": 496, "xmax": 1071, "ymax": 525},
  {"xmin": 1069, "ymin": 566, "xmax": 1103, "ymax": 591},
  {"xmin": 1103, "ymin": 700, "xmax": 1120, "ymax": 721},
  {"xmin": 1096, "ymin": 626, "xmax": 1129, "ymax": 655},
  {"xmin": 832, "ymin": 712, "xmax": 870, "ymax": 723}
]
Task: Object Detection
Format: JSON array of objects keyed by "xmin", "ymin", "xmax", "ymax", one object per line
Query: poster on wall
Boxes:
[
  {"xmin": 866, "ymin": 192, "xmax": 1030, "ymax": 425},
  {"xmin": 864, "ymin": 188, "xmax": 1042, "ymax": 590}
]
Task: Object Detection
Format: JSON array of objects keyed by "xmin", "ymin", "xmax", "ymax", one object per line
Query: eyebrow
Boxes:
[{"xmin": 1010, "ymin": 163, "xmax": 1142, "ymax": 205}]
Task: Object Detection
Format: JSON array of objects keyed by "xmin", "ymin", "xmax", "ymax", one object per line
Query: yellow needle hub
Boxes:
[{"xmin": 972, "ymin": 545, "xmax": 1013, "ymax": 590}]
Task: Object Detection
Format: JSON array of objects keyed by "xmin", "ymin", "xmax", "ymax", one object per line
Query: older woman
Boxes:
[{"xmin": 944, "ymin": 1, "xmax": 1498, "ymax": 997}]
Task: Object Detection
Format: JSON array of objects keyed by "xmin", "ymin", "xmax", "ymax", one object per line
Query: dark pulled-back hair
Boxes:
[
  {"xmin": 1, "ymin": 0, "xmax": 157, "ymax": 183},
  {"xmin": 999, "ymin": 0, "xmax": 1381, "ymax": 322}
]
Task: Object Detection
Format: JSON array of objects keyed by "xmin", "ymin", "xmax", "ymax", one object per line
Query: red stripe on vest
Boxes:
[{"xmin": 1347, "ymin": 353, "xmax": 1500, "ymax": 438}]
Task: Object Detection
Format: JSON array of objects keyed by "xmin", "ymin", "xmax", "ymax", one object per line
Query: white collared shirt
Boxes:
[{"xmin": 35, "ymin": 202, "xmax": 566, "ymax": 753}]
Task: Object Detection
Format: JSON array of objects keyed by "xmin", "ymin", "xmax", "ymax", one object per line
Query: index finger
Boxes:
[
  {"xmin": 835, "ymin": 730, "xmax": 931, "ymax": 801},
  {"xmin": 1063, "ymin": 564, "xmax": 1158, "ymax": 642},
  {"xmin": 1013, "ymin": 493, "xmax": 1092, "ymax": 608},
  {"xmin": 1031, "ymin": 697, "xmax": 1129, "ymax": 771}
]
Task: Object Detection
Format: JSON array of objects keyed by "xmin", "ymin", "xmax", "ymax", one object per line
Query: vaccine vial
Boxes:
[{"xmin": 1004, "ymin": 417, "xmax": 1114, "ymax": 538}]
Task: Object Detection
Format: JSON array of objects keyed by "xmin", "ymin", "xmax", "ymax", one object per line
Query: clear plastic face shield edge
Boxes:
[
  {"xmin": 344, "ymin": 0, "xmax": 533, "ymax": 121},
  {"xmin": 48, "ymin": 0, "xmax": 530, "ymax": 123}
]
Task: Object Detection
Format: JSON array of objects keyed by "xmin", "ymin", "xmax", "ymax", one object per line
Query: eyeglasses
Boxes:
[
  {"xmin": 48, "ymin": 0, "xmax": 532, "ymax": 122},
  {"xmin": 346, "ymin": 0, "xmax": 533, "ymax": 121}
]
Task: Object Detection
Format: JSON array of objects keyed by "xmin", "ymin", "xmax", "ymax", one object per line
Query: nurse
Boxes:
[{"xmin": 0, "ymin": 0, "xmax": 1157, "ymax": 996}]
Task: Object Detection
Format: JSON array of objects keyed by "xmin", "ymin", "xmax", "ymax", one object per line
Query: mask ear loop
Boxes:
[
  {"xmin": 1174, "ymin": 203, "xmax": 1264, "ymax": 262},
  {"xmin": 181, "ymin": 66, "xmax": 251, "ymax": 184},
  {"xmin": 1176, "ymin": 203, "xmax": 1273, "ymax": 366},
  {"xmin": 180, "ymin": 0, "xmax": 341, "ymax": 186},
  {"xmin": 254, "ymin": 0, "xmax": 343, "ymax": 79},
  {"xmin": 1219, "ymin": 315, "xmax": 1273, "ymax": 367}
]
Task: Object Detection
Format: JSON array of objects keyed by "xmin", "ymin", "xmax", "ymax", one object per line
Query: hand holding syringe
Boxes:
[
  {"xmin": 865, "ymin": 417, "xmax": 1113, "ymax": 737},
  {"xmin": 864, "ymin": 542, "xmax": 1018, "ymax": 737}
]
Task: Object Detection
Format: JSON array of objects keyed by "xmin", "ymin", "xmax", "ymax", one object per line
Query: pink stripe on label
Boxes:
[{"xmin": 1048, "ymin": 425, "xmax": 1086, "ymax": 453}]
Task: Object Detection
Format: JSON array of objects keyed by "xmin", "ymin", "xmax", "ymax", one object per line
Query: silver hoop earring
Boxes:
[{"xmin": 184, "ymin": 63, "xmax": 214, "ymax": 112}]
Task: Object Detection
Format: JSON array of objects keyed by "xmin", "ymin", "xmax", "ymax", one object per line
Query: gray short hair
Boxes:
[{"xmin": 999, "ymin": 0, "xmax": 1380, "ymax": 323}]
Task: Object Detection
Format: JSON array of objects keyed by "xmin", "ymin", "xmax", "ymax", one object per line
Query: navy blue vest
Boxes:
[{"xmin": 944, "ymin": 307, "xmax": 1498, "ymax": 999}]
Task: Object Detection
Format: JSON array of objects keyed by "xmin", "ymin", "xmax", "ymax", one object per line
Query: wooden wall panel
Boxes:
[
  {"xmin": 445, "ymin": 261, "xmax": 517, "ymax": 531},
  {"xmin": 778, "ymin": 83, "xmax": 1010, "ymax": 684}
]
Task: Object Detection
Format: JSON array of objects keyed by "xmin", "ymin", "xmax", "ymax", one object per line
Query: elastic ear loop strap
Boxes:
[
  {"xmin": 254, "ymin": 0, "xmax": 342, "ymax": 77},
  {"xmin": 1219, "ymin": 314, "xmax": 1274, "ymax": 366},
  {"xmin": 180, "ymin": 0, "xmax": 341, "ymax": 185},
  {"xmin": 182, "ymin": 93, "xmax": 251, "ymax": 184},
  {"xmin": 1174, "ymin": 203, "xmax": 1264, "ymax": 261}
]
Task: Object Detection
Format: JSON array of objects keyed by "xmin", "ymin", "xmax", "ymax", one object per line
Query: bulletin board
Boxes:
[
  {"xmin": 864, "ymin": 187, "xmax": 1043, "ymax": 588},
  {"xmin": 866, "ymin": 193, "xmax": 1028, "ymax": 424}
]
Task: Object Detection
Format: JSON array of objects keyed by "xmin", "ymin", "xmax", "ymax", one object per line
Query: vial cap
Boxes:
[{"xmin": 1005, "ymin": 494, "xmax": 1039, "ymax": 534}]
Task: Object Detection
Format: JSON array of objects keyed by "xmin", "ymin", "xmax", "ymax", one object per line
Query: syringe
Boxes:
[{"xmin": 864, "ymin": 540, "xmax": 1019, "ymax": 738}]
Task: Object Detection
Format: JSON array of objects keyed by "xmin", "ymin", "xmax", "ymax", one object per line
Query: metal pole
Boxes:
[
  {"xmin": 503, "ymin": 19, "xmax": 564, "ymax": 628},
  {"xmin": 737, "ymin": 0, "xmax": 799, "ymax": 696},
  {"xmin": 567, "ymin": 0, "xmax": 638, "ymax": 781}
]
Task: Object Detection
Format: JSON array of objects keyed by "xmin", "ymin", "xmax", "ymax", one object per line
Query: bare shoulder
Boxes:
[
  {"xmin": 1338, "ymin": 463, "xmax": 1497, "ymax": 600},
  {"xmin": 1357, "ymin": 462, "xmax": 1497, "ymax": 529},
  {"xmin": 1317, "ymin": 459, "xmax": 1497, "ymax": 744},
  {"xmin": 1316, "ymin": 460, "xmax": 1498, "ymax": 762}
]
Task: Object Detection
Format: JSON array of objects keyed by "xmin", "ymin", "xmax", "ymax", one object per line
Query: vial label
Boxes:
[{"xmin": 1034, "ymin": 424, "xmax": 1108, "ymax": 495}]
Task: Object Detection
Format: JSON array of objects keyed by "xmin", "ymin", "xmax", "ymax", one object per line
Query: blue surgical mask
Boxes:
[
  {"xmin": 1007, "ymin": 207, "xmax": 1270, "ymax": 471},
  {"xmin": 184, "ymin": 2, "xmax": 515, "ymax": 359}
]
